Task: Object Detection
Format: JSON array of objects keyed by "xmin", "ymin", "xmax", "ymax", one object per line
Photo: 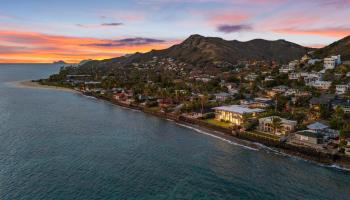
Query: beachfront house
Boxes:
[
  {"xmin": 307, "ymin": 121, "xmax": 339, "ymax": 139},
  {"xmin": 213, "ymin": 105, "xmax": 265, "ymax": 126},
  {"xmin": 258, "ymin": 116, "xmax": 297, "ymax": 136},
  {"xmin": 294, "ymin": 131, "xmax": 324, "ymax": 145}
]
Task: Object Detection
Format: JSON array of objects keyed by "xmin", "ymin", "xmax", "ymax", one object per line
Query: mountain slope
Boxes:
[
  {"xmin": 314, "ymin": 35, "xmax": 350, "ymax": 60},
  {"xmin": 83, "ymin": 34, "xmax": 310, "ymax": 69}
]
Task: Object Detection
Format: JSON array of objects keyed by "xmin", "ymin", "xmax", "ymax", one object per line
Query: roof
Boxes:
[
  {"xmin": 213, "ymin": 105, "xmax": 265, "ymax": 114},
  {"xmin": 214, "ymin": 92, "xmax": 231, "ymax": 97},
  {"xmin": 295, "ymin": 131, "xmax": 323, "ymax": 138},
  {"xmin": 259, "ymin": 116, "xmax": 297, "ymax": 125},
  {"xmin": 307, "ymin": 122, "xmax": 329, "ymax": 130},
  {"xmin": 310, "ymin": 94, "xmax": 335, "ymax": 104}
]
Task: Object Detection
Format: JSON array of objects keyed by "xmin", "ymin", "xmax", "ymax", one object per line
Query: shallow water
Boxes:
[{"xmin": 0, "ymin": 64, "xmax": 349, "ymax": 200}]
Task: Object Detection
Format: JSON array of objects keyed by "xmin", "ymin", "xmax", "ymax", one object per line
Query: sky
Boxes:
[{"xmin": 0, "ymin": 0, "xmax": 349, "ymax": 63}]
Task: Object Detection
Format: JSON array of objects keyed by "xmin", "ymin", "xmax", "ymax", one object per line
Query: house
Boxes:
[
  {"xmin": 245, "ymin": 73, "xmax": 258, "ymax": 81},
  {"xmin": 303, "ymin": 73, "xmax": 322, "ymax": 84},
  {"xmin": 272, "ymin": 85, "xmax": 289, "ymax": 93},
  {"xmin": 264, "ymin": 76, "xmax": 274, "ymax": 82},
  {"xmin": 214, "ymin": 92, "xmax": 231, "ymax": 102},
  {"xmin": 258, "ymin": 116, "xmax": 297, "ymax": 136},
  {"xmin": 324, "ymin": 55, "xmax": 341, "ymax": 70},
  {"xmin": 309, "ymin": 94, "xmax": 335, "ymax": 110},
  {"xmin": 284, "ymin": 88, "xmax": 298, "ymax": 96},
  {"xmin": 294, "ymin": 131, "xmax": 324, "ymax": 144},
  {"xmin": 113, "ymin": 93, "xmax": 127, "ymax": 101},
  {"xmin": 310, "ymin": 81, "xmax": 332, "ymax": 90},
  {"xmin": 336, "ymin": 84, "xmax": 349, "ymax": 95},
  {"xmin": 279, "ymin": 65, "xmax": 295, "ymax": 74},
  {"xmin": 213, "ymin": 105, "xmax": 265, "ymax": 126},
  {"xmin": 332, "ymin": 99, "xmax": 350, "ymax": 113},
  {"xmin": 226, "ymin": 84, "xmax": 239, "ymax": 95},
  {"xmin": 240, "ymin": 97, "xmax": 274, "ymax": 108},
  {"xmin": 307, "ymin": 121, "xmax": 339, "ymax": 139},
  {"xmin": 289, "ymin": 72, "xmax": 301, "ymax": 80}
]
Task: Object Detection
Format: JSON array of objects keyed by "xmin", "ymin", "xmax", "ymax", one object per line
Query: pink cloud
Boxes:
[{"xmin": 273, "ymin": 27, "xmax": 350, "ymax": 37}]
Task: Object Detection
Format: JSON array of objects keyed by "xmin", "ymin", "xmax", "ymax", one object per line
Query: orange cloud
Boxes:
[{"xmin": 0, "ymin": 30, "xmax": 175, "ymax": 63}]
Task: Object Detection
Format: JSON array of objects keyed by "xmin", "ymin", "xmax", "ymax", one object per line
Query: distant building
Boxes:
[
  {"xmin": 258, "ymin": 116, "xmax": 297, "ymax": 136},
  {"xmin": 240, "ymin": 97, "xmax": 274, "ymax": 108},
  {"xmin": 279, "ymin": 65, "xmax": 295, "ymax": 74},
  {"xmin": 324, "ymin": 55, "xmax": 341, "ymax": 70},
  {"xmin": 213, "ymin": 105, "xmax": 264, "ymax": 126},
  {"xmin": 335, "ymin": 84, "xmax": 349, "ymax": 95},
  {"xmin": 245, "ymin": 73, "xmax": 258, "ymax": 81},
  {"xmin": 214, "ymin": 92, "xmax": 231, "ymax": 102},
  {"xmin": 308, "ymin": 59, "xmax": 322, "ymax": 65},
  {"xmin": 309, "ymin": 81, "xmax": 332, "ymax": 90},
  {"xmin": 309, "ymin": 94, "xmax": 335, "ymax": 110}
]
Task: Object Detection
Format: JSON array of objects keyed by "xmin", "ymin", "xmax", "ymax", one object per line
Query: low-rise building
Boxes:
[
  {"xmin": 279, "ymin": 65, "xmax": 295, "ymax": 74},
  {"xmin": 336, "ymin": 84, "xmax": 349, "ymax": 95},
  {"xmin": 258, "ymin": 116, "xmax": 297, "ymax": 136},
  {"xmin": 307, "ymin": 121, "xmax": 339, "ymax": 139},
  {"xmin": 309, "ymin": 81, "xmax": 332, "ymax": 90},
  {"xmin": 309, "ymin": 94, "xmax": 335, "ymax": 110},
  {"xmin": 213, "ymin": 105, "xmax": 265, "ymax": 126},
  {"xmin": 324, "ymin": 55, "xmax": 341, "ymax": 70},
  {"xmin": 214, "ymin": 92, "xmax": 231, "ymax": 102},
  {"xmin": 294, "ymin": 131, "xmax": 324, "ymax": 144}
]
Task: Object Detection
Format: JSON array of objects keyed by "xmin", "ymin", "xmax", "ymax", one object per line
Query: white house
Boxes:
[
  {"xmin": 324, "ymin": 55, "xmax": 341, "ymax": 70},
  {"xmin": 289, "ymin": 72, "xmax": 301, "ymax": 80},
  {"xmin": 309, "ymin": 81, "xmax": 332, "ymax": 90},
  {"xmin": 213, "ymin": 105, "xmax": 265, "ymax": 126},
  {"xmin": 302, "ymin": 73, "xmax": 322, "ymax": 84},
  {"xmin": 336, "ymin": 84, "xmax": 349, "ymax": 95},
  {"xmin": 279, "ymin": 65, "xmax": 295, "ymax": 74}
]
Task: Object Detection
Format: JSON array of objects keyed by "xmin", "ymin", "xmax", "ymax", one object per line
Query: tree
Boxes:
[
  {"xmin": 271, "ymin": 117, "xmax": 283, "ymax": 135},
  {"xmin": 330, "ymin": 106, "xmax": 345, "ymax": 129},
  {"xmin": 199, "ymin": 93, "xmax": 208, "ymax": 114}
]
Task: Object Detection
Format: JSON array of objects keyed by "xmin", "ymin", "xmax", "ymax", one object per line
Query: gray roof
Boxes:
[
  {"xmin": 295, "ymin": 131, "xmax": 323, "ymax": 138},
  {"xmin": 214, "ymin": 92, "xmax": 231, "ymax": 97},
  {"xmin": 307, "ymin": 122, "xmax": 329, "ymax": 130}
]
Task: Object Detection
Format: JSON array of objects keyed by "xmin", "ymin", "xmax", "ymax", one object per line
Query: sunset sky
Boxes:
[{"xmin": 1, "ymin": 0, "xmax": 349, "ymax": 63}]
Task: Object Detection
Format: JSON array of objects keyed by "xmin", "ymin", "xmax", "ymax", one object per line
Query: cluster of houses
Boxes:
[
  {"xmin": 210, "ymin": 54, "xmax": 349, "ymax": 150},
  {"xmin": 212, "ymin": 103, "xmax": 339, "ymax": 147},
  {"xmin": 62, "ymin": 53, "xmax": 350, "ymax": 153}
]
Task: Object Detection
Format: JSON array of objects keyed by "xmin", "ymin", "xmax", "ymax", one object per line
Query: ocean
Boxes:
[{"xmin": 0, "ymin": 64, "xmax": 349, "ymax": 200}]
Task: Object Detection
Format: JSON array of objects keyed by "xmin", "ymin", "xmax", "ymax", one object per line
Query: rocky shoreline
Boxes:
[{"xmin": 16, "ymin": 80, "xmax": 350, "ymax": 171}]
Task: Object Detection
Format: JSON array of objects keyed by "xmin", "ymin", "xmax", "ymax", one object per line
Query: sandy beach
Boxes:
[{"xmin": 11, "ymin": 80, "xmax": 79, "ymax": 93}]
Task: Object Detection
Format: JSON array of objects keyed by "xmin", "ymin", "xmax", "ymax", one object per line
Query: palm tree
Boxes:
[
  {"xmin": 271, "ymin": 117, "xmax": 283, "ymax": 135},
  {"xmin": 200, "ymin": 93, "xmax": 208, "ymax": 115}
]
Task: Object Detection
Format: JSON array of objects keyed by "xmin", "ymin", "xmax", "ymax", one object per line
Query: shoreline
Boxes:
[
  {"xmin": 12, "ymin": 80, "xmax": 350, "ymax": 171},
  {"xmin": 11, "ymin": 80, "xmax": 79, "ymax": 93}
]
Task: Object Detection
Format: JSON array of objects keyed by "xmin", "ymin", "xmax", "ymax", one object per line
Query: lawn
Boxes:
[{"xmin": 204, "ymin": 119, "xmax": 232, "ymax": 128}]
